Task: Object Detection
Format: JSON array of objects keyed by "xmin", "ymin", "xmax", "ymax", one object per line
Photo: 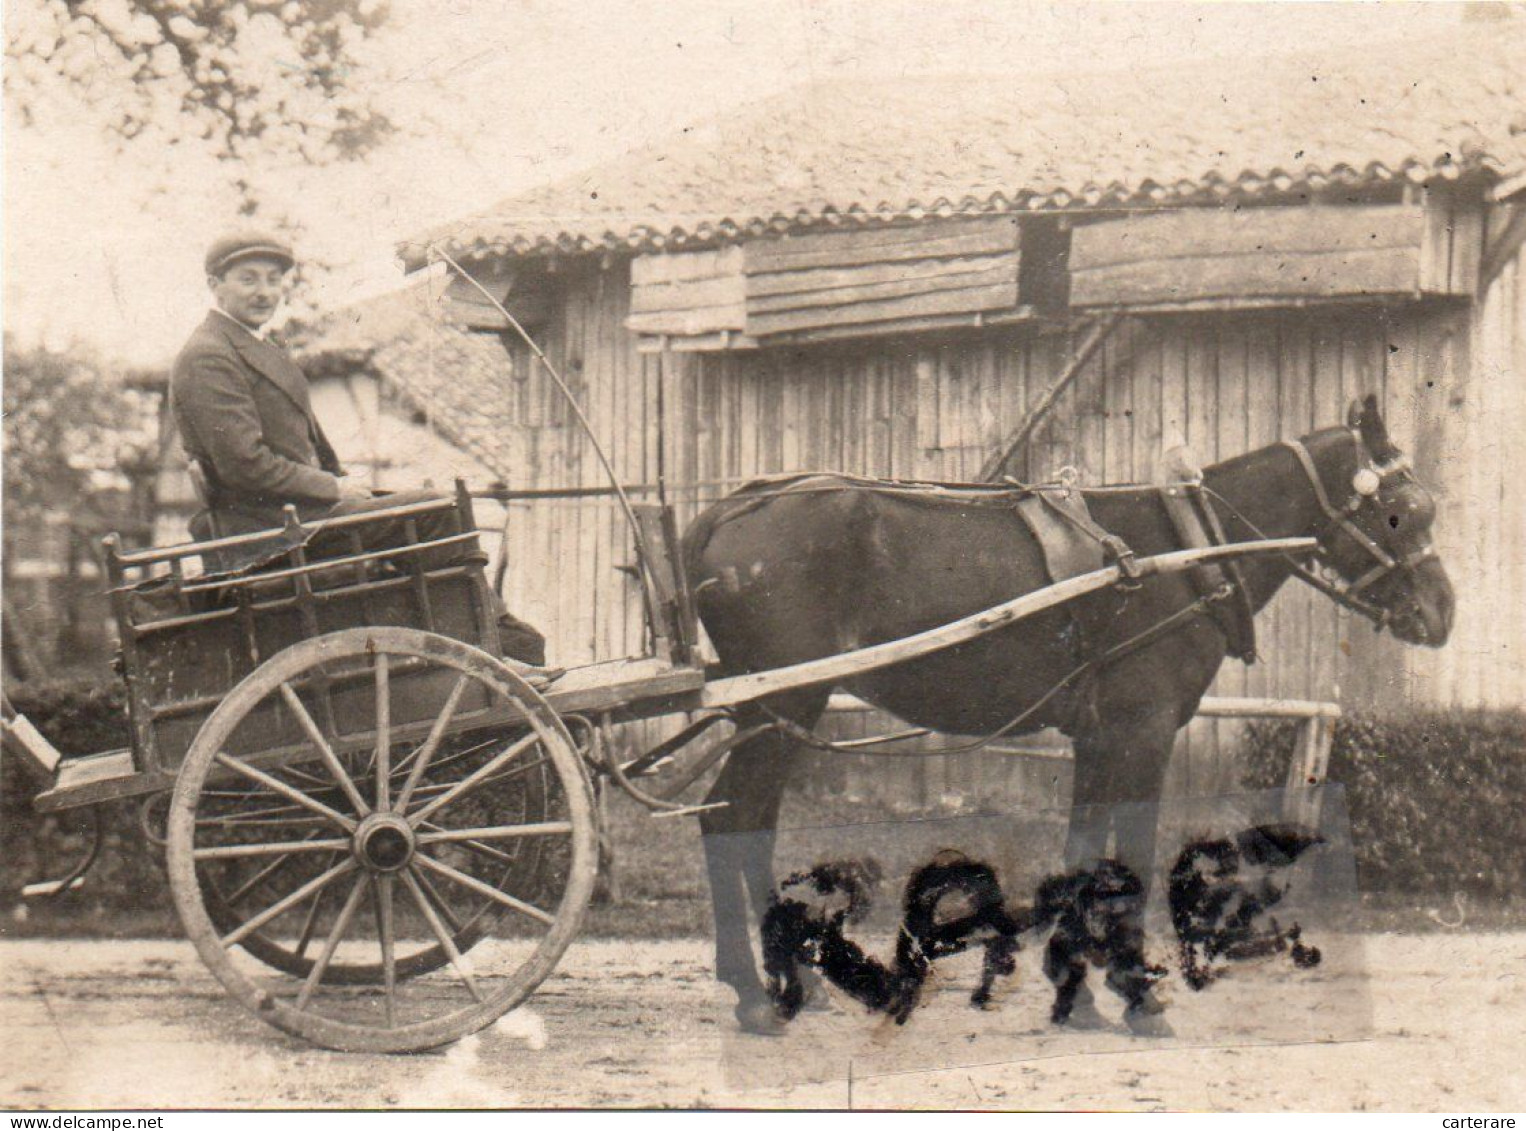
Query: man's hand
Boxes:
[{"xmin": 335, "ymin": 476, "xmax": 374, "ymax": 503}]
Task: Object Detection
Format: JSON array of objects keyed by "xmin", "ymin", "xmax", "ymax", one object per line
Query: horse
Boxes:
[{"xmin": 681, "ymin": 395, "xmax": 1454, "ymax": 1035}]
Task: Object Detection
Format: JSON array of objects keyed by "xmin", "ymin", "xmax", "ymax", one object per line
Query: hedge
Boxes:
[{"xmin": 1240, "ymin": 709, "xmax": 1526, "ymax": 900}]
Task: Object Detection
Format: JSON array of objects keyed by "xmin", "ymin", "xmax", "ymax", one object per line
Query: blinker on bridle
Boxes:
[{"xmin": 1279, "ymin": 432, "xmax": 1439, "ymax": 631}]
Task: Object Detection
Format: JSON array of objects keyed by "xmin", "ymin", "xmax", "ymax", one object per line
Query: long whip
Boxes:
[{"xmin": 429, "ymin": 246, "xmax": 653, "ymax": 571}]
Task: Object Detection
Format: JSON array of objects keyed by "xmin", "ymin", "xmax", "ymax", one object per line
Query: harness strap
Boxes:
[
  {"xmin": 1157, "ymin": 485, "xmax": 1258, "ymax": 664},
  {"xmin": 1280, "ymin": 439, "xmax": 1399, "ymax": 578},
  {"xmin": 1031, "ymin": 488, "xmax": 1143, "ymax": 580}
]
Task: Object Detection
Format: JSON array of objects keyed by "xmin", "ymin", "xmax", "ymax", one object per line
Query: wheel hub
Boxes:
[{"xmin": 353, "ymin": 812, "xmax": 415, "ymax": 873}]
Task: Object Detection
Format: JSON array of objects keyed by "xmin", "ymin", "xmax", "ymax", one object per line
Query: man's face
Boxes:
[{"xmin": 209, "ymin": 256, "xmax": 290, "ymax": 329}]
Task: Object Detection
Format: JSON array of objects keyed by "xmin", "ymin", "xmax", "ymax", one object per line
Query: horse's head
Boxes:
[{"xmin": 1300, "ymin": 396, "xmax": 1454, "ymax": 647}]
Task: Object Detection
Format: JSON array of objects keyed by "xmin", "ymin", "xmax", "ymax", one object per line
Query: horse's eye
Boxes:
[{"xmin": 1389, "ymin": 514, "xmax": 1401, "ymax": 529}]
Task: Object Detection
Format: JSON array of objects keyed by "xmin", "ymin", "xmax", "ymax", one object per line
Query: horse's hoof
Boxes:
[
  {"xmin": 1053, "ymin": 981, "xmax": 1109, "ymax": 1030},
  {"xmin": 1124, "ymin": 1004, "xmax": 1175, "ymax": 1039},
  {"xmin": 1055, "ymin": 999, "xmax": 1110, "ymax": 1031},
  {"xmin": 798, "ymin": 975, "xmax": 834, "ymax": 1014},
  {"xmin": 735, "ymin": 1000, "xmax": 789, "ymax": 1037}
]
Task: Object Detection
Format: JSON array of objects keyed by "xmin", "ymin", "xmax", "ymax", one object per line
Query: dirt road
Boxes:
[{"xmin": 3, "ymin": 934, "xmax": 1523, "ymax": 1110}]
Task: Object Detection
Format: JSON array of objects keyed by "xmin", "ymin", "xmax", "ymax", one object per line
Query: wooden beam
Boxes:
[
  {"xmin": 699, "ymin": 537, "xmax": 1316, "ymax": 709},
  {"xmin": 1195, "ymin": 697, "xmax": 1341, "ymax": 720},
  {"xmin": 1073, "ymin": 246, "xmax": 1423, "ymax": 306},
  {"xmin": 748, "ymin": 218, "xmax": 1017, "ymax": 272},
  {"xmin": 760, "ymin": 306, "xmax": 1038, "ymax": 347},
  {"xmin": 747, "ymin": 253, "xmax": 1014, "ymax": 299},
  {"xmin": 1, "ymin": 711, "xmax": 63, "ymax": 781},
  {"xmin": 626, "ymin": 305, "xmax": 748, "ymax": 336},
  {"xmin": 978, "ymin": 312, "xmax": 1121, "ymax": 482},
  {"xmin": 633, "ymin": 331, "xmax": 761, "ymax": 353},
  {"xmin": 1480, "ymin": 204, "xmax": 1526, "ymax": 293},
  {"xmin": 1073, "ymin": 294, "xmax": 1409, "ymax": 316},
  {"xmin": 747, "ymin": 259, "xmax": 1016, "ymax": 315},
  {"xmin": 745, "ymin": 280, "xmax": 1018, "ymax": 337}
]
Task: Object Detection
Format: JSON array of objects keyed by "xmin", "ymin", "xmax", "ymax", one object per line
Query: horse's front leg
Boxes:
[
  {"xmin": 1065, "ymin": 709, "xmax": 1180, "ymax": 884},
  {"xmin": 1064, "ymin": 708, "xmax": 1182, "ymax": 1036},
  {"xmin": 698, "ymin": 695, "xmax": 823, "ymax": 1035}
]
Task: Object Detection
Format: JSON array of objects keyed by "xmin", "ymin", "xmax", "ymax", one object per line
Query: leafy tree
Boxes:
[
  {"xmin": 5, "ymin": 0, "xmax": 393, "ymax": 168},
  {"xmin": 1, "ymin": 335, "xmax": 158, "ymax": 520}
]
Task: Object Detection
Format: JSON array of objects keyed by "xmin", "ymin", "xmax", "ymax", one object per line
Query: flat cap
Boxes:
[{"xmin": 205, "ymin": 231, "xmax": 296, "ymax": 277}]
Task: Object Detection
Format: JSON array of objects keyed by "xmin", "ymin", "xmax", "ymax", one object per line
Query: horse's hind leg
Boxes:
[{"xmin": 699, "ymin": 692, "xmax": 827, "ymax": 1034}]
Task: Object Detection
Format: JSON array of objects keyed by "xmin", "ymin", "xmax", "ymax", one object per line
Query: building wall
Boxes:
[
  {"xmin": 1415, "ymin": 223, "xmax": 1526, "ymax": 708},
  {"xmin": 478, "ymin": 248, "xmax": 1520, "ymax": 802}
]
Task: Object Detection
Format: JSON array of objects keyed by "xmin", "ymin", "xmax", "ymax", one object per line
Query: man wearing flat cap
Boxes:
[
  {"xmin": 171, "ymin": 231, "xmax": 550, "ymax": 666},
  {"xmin": 172, "ymin": 232, "xmax": 369, "ymax": 531}
]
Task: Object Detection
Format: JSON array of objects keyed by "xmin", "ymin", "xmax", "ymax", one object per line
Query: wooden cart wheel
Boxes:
[
  {"xmin": 194, "ymin": 745, "xmax": 558, "ymax": 985},
  {"xmin": 166, "ymin": 627, "xmax": 597, "ymax": 1053}
]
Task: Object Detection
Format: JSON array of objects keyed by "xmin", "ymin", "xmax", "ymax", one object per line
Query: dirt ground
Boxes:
[{"xmin": 2, "ymin": 933, "xmax": 1523, "ymax": 1111}]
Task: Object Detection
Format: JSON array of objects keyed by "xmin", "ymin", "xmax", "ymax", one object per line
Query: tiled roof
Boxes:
[
  {"xmin": 297, "ymin": 281, "xmax": 519, "ymax": 479},
  {"xmin": 401, "ymin": 25, "xmax": 1526, "ymax": 270}
]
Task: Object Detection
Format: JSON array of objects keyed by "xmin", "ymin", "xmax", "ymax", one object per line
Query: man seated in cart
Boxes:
[{"xmin": 171, "ymin": 230, "xmax": 552, "ymax": 672}]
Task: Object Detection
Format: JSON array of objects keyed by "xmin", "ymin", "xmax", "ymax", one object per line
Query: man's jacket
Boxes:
[{"xmin": 170, "ymin": 310, "xmax": 344, "ymax": 529}]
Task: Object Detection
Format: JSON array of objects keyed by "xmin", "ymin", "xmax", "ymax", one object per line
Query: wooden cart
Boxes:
[{"xmin": 3, "ymin": 484, "xmax": 1314, "ymax": 1053}]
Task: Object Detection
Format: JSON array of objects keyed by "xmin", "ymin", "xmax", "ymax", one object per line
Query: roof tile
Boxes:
[{"xmin": 403, "ymin": 25, "xmax": 1524, "ymax": 269}]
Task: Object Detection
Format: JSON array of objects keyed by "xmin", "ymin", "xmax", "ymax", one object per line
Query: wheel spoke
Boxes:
[
  {"xmin": 393, "ymin": 674, "xmax": 471, "ymax": 813},
  {"xmin": 413, "ymin": 865, "xmax": 466, "ymax": 934},
  {"xmin": 372, "ymin": 875, "xmax": 397, "ymax": 1028},
  {"xmin": 294, "ymin": 875, "xmax": 369, "ymax": 1012},
  {"xmin": 398, "ymin": 754, "xmax": 551, "ymax": 808},
  {"xmin": 407, "ymin": 731, "xmax": 539, "ymax": 828},
  {"xmin": 292, "ymin": 871, "xmax": 330, "ymax": 961},
  {"xmin": 374, "ymin": 655, "xmax": 391, "ymax": 811},
  {"xmin": 198, "ymin": 801, "xmax": 315, "ymax": 823},
  {"xmin": 197, "ymin": 816, "xmax": 334, "ymax": 831},
  {"xmin": 418, "ymin": 822, "xmax": 571, "ymax": 846},
  {"xmin": 414, "ymin": 851, "xmax": 554, "ymax": 927},
  {"xmin": 224, "ymin": 835, "xmax": 320, "ymax": 906},
  {"xmin": 417, "ymin": 819, "xmax": 538, "ymax": 868},
  {"xmin": 193, "ymin": 837, "xmax": 350, "ymax": 861},
  {"xmin": 400, "ymin": 869, "xmax": 484, "ymax": 1003},
  {"xmin": 221, "ymin": 858, "xmax": 354, "ymax": 947},
  {"xmin": 214, "ymin": 753, "xmax": 356, "ymax": 832},
  {"xmin": 397, "ymin": 736, "xmax": 498, "ymax": 781},
  {"xmin": 484, "ymin": 753, "xmax": 552, "ymax": 790},
  {"xmin": 279, "ymin": 682, "xmax": 372, "ymax": 817}
]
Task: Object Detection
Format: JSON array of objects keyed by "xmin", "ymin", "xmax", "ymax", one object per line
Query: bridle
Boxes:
[{"xmin": 1206, "ymin": 432, "xmax": 1439, "ymax": 633}]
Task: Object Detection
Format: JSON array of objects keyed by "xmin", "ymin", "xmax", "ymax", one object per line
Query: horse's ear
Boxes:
[{"xmin": 1355, "ymin": 393, "xmax": 1401, "ymax": 461}]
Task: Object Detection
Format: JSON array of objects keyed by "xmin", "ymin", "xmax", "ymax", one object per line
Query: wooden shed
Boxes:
[{"xmin": 393, "ymin": 25, "xmax": 1526, "ymax": 800}]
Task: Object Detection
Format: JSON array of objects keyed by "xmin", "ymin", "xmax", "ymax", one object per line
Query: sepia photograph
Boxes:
[{"xmin": 2, "ymin": 0, "xmax": 1524, "ymax": 1114}]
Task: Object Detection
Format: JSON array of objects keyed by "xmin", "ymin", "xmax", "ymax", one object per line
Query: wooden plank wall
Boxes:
[
  {"xmin": 1070, "ymin": 206, "xmax": 1429, "ymax": 307},
  {"xmin": 743, "ymin": 218, "xmax": 1020, "ymax": 338},
  {"xmin": 1399, "ymin": 222, "xmax": 1526, "ymax": 708},
  {"xmin": 627, "ymin": 246, "xmax": 748, "ymax": 337},
  {"xmin": 1070, "ymin": 198, "xmax": 1480, "ymax": 309},
  {"xmin": 478, "ymin": 254, "xmax": 1513, "ymax": 810}
]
